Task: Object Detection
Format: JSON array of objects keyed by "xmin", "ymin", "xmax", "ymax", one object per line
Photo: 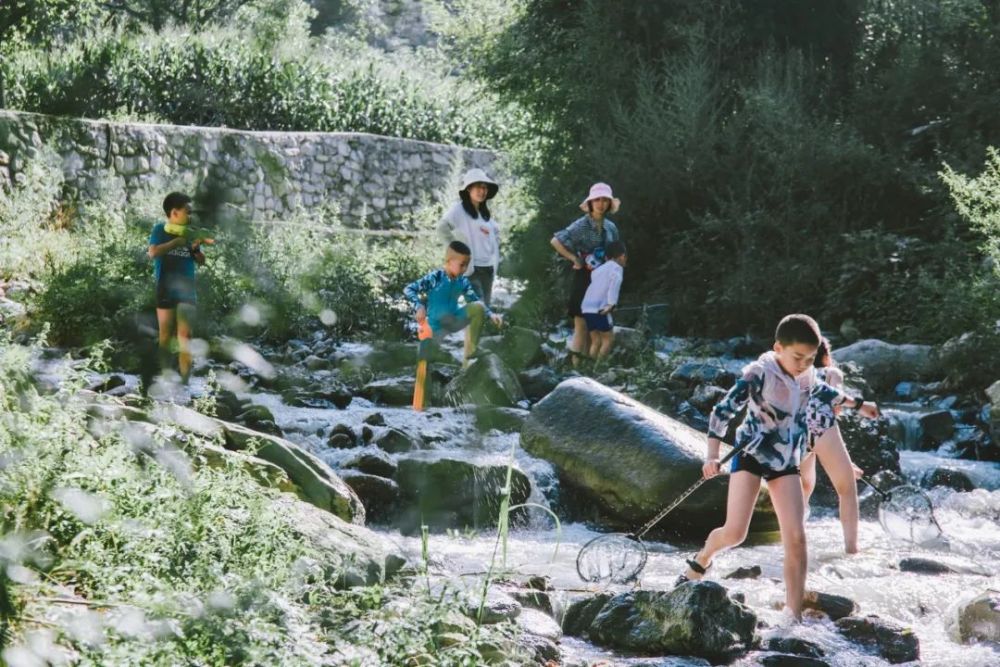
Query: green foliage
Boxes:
[
  {"xmin": 444, "ymin": 0, "xmax": 1000, "ymax": 342},
  {"xmin": 2, "ymin": 153, "xmax": 437, "ymax": 355},
  {"xmin": 0, "ymin": 3, "xmax": 527, "ymax": 147},
  {"xmin": 0, "ymin": 337, "xmax": 524, "ymax": 665}
]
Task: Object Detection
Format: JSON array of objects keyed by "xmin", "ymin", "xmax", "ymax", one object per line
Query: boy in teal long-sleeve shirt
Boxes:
[{"xmin": 404, "ymin": 241, "xmax": 502, "ymax": 368}]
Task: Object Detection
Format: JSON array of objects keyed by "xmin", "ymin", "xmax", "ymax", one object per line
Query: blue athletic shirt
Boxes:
[{"xmin": 149, "ymin": 223, "xmax": 197, "ymax": 300}]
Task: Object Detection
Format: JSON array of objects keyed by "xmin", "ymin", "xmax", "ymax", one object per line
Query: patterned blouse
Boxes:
[
  {"xmin": 709, "ymin": 352, "xmax": 853, "ymax": 472},
  {"xmin": 553, "ymin": 216, "xmax": 620, "ymax": 259}
]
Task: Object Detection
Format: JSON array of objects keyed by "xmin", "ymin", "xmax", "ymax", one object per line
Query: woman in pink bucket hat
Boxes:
[
  {"xmin": 437, "ymin": 167, "xmax": 502, "ymax": 306},
  {"xmin": 550, "ymin": 182, "xmax": 621, "ymax": 364}
]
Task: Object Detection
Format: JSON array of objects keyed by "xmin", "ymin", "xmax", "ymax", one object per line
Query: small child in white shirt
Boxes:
[{"xmin": 580, "ymin": 240, "xmax": 626, "ymax": 359}]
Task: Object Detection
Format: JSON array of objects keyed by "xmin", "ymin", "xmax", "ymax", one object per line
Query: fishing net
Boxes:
[
  {"xmin": 575, "ymin": 533, "xmax": 648, "ymax": 584},
  {"xmin": 877, "ymin": 484, "xmax": 943, "ymax": 545}
]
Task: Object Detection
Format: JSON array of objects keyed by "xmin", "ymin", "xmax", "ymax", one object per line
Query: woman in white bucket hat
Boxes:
[
  {"xmin": 437, "ymin": 167, "xmax": 501, "ymax": 307},
  {"xmin": 550, "ymin": 182, "xmax": 621, "ymax": 364}
]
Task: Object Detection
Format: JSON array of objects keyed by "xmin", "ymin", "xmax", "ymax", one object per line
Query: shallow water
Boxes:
[{"xmin": 254, "ymin": 381, "xmax": 1000, "ymax": 666}]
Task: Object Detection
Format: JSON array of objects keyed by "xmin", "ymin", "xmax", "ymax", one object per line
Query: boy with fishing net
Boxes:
[
  {"xmin": 147, "ymin": 192, "xmax": 214, "ymax": 383},
  {"xmin": 679, "ymin": 314, "xmax": 878, "ymax": 620},
  {"xmin": 404, "ymin": 241, "xmax": 503, "ymax": 410}
]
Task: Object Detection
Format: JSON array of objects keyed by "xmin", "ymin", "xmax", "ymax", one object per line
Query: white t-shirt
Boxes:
[
  {"xmin": 436, "ymin": 202, "xmax": 500, "ymax": 274},
  {"xmin": 581, "ymin": 260, "xmax": 623, "ymax": 315}
]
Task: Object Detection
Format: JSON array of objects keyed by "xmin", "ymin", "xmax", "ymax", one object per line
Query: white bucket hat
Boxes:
[
  {"xmin": 460, "ymin": 168, "xmax": 499, "ymax": 200},
  {"xmin": 579, "ymin": 182, "xmax": 621, "ymax": 214}
]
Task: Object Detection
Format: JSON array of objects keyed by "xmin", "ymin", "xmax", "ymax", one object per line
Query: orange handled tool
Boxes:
[{"xmin": 412, "ymin": 319, "xmax": 433, "ymax": 411}]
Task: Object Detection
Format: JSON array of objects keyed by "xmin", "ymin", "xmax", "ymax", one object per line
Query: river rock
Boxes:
[
  {"xmin": 723, "ymin": 565, "xmax": 762, "ymax": 580},
  {"xmin": 521, "ymin": 377, "xmax": 777, "ymax": 536},
  {"xmin": 339, "ymin": 470, "xmax": 399, "ymax": 524},
  {"xmin": 669, "ymin": 359, "xmax": 735, "ymax": 388},
  {"xmin": 898, "ymin": 556, "xmax": 956, "ymax": 574},
  {"xmin": 360, "ymin": 376, "xmax": 415, "ymax": 406},
  {"xmin": 444, "ymin": 352, "xmax": 525, "ymax": 407},
  {"xmin": 467, "ymin": 590, "xmax": 522, "ymax": 624},
  {"xmin": 921, "ymin": 466, "xmax": 974, "ymax": 492},
  {"xmin": 759, "ymin": 655, "xmax": 829, "ymax": 667},
  {"xmin": 688, "ymin": 384, "xmax": 727, "ymax": 413},
  {"xmin": 803, "ymin": 590, "xmax": 858, "ymax": 621},
  {"xmin": 562, "ymin": 592, "xmax": 613, "ymax": 637},
  {"xmin": 271, "ymin": 494, "xmax": 405, "ymax": 588},
  {"xmin": 281, "ymin": 382, "xmax": 352, "ymax": 409},
  {"xmin": 517, "ymin": 634, "xmax": 559, "ymax": 665},
  {"xmin": 518, "ymin": 366, "xmax": 560, "ymax": 401},
  {"xmin": 918, "ymin": 410, "xmax": 955, "ymax": 448},
  {"xmin": 393, "ymin": 453, "xmax": 531, "ymax": 534},
  {"xmin": 762, "ymin": 635, "xmax": 825, "ymax": 658},
  {"xmin": 363, "ymin": 412, "xmax": 386, "ymax": 426},
  {"xmin": 947, "ymin": 591, "xmax": 1000, "ymax": 644},
  {"xmin": 236, "ymin": 404, "xmax": 282, "ymax": 435},
  {"xmin": 587, "ymin": 583, "xmax": 756, "ymax": 661},
  {"xmin": 342, "ymin": 449, "xmax": 397, "ymax": 477},
  {"xmin": 220, "ymin": 420, "xmax": 365, "ymax": 523},
  {"xmin": 478, "ymin": 326, "xmax": 544, "ymax": 371},
  {"xmin": 835, "ymin": 615, "xmax": 920, "ymax": 664},
  {"xmin": 833, "ymin": 339, "xmax": 935, "ymax": 392},
  {"xmin": 516, "ymin": 607, "xmax": 562, "ymax": 640},
  {"xmin": 474, "ymin": 405, "xmax": 529, "ymax": 433},
  {"xmin": 374, "ymin": 427, "xmax": 421, "ymax": 454}
]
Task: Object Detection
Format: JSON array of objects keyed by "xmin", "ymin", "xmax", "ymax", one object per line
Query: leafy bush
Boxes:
[{"xmin": 0, "ymin": 337, "xmax": 525, "ymax": 664}]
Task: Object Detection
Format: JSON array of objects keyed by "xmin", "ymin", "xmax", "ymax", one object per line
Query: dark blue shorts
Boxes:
[
  {"xmin": 584, "ymin": 312, "xmax": 612, "ymax": 332},
  {"xmin": 730, "ymin": 452, "xmax": 799, "ymax": 481}
]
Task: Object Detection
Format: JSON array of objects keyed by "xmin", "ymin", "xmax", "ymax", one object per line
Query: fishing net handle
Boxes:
[{"xmin": 632, "ymin": 445, "xmax": 742, "ymax": 540}]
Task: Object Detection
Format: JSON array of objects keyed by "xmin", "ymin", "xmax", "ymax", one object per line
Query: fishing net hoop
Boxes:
[
  {"xmin": 575, "ymin": 533, "xmax": 648, "ymax": 584},
  {"xmin": 877, "ymin": 483, "xmax": 943, "ymax": 545}
]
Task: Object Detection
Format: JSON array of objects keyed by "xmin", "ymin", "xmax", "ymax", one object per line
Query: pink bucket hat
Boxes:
[{"xmin": 579, "ymin": 182, "xmax": 621, "ymax": 213}]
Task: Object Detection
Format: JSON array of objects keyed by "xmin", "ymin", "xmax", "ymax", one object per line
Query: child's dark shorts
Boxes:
[
  {"xmin": 730, "ymin": 452, "xmax": 799, "ymax": 481},
  {"xmin": 583, "ymin": 312, "xmax": 612, "ymax": 332},
  {"xmin": 155, "ymin": 278, "xmax": 196, "ymax": 309}
]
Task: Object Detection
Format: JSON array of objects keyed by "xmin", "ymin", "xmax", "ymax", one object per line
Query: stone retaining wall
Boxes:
[{"xmin": 0, "ymin": 110, "xmax": 496, "ymax": 227}]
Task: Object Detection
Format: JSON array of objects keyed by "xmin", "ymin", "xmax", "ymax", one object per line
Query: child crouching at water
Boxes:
[{"xmin": 678, "ymin": 314, "xmax": 878, "ymax": 620}]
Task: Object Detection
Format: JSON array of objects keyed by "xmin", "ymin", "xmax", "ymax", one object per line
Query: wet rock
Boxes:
[
  {"xmin": 271, "ymin": 494, "xmax": 405, "ymax": 588},
  {"xmin": 516, "ymin": 607, "xmax": 562, "ymax": 640},
  {"xmin": 835, "ymin": 615, "xmax": 920, "ymax": 664},
  {"xmin": 521, "ymin": 377, "xmax": 777, "ymax": 537},
  {"xmin": 517, "ymin": 634, "xmax": 559, "ymax": 665},
  {"xmin": 467, "ymin": 590, "xmax": 521, "ymax": 624},
  {"xmin": 763, "ymin": 635, "xmax": 825, "ymax": 658},
  {"xmin": 374, "ymin": 427, "xmax": 421, "ymax": 454},
  {"xmin": 518, "ymin": 366, "xmax": 560, "ymax": 401},
  {"xmin": 724, "ymin": 565, "xmax": 762, "ymax": 580},
  {"xmin": 640, "ymin": 387, "xmax": 677, "ymax": 412},
  {"xmin": 327, "ymin": 433, "xmax": 356, "ymax": 449},
  {"xmin": 474, "ymin": 405, "xmax": 529, "ymax": 433},
  {"xmin": 361, "ymin": 425, "xmax": 375, "ymax": 442},
  {"xmin": 211, "ymin": 388, "xmax": 251, "ymax": 420},
  {"xmin": 833, "ymin": 339, "xmax": 935, "ymax": 392},
  {"xmin": 922, "ymin": 467, "xmax": 974, "ymax": 492},
  {"xmin": 587, "ymin": 583, "xmax": 756, "ymax": 661},
  {"xmin": 444, "ymin": 352, "xmax": 525, "ymax": 407},
  {"xmin": 236, "ymin": 404, "xmax": 282, "ymax": 436},
  {"xmin": 669, "ymin": 359, "xmax": 735, "ymax": 388},
  {"xmin": 479, "ymin": 326, "xmax": 544, "ymax": 371},
  {"xmin": 803, "ymin": 590, "xmax": 858, "ymax": 621},
  {"xmin": 527, "ymin": 575, "xmax": 552, "ymax": 591},
  {"xmin": 918, "ymin": 410, "xmax": 955, "ymax": 448},
  {"xmin": 759, "ymin": 655, "xmax": 829, "ymax": 667},
  {"xmin": 898, "ymin": 556, "xmax": 956, "ymax": 574},
  {"xmin": 342, "ymin": 449, "xmax": 397, "ymax": 478},
  {"xmin": 363, "ymin": 412, "xmax": 386, "ymax": 426},
  {"xmin": 394, "ymin": 454, "xmax": 531, "ymax": 534},
  {"xmin": 86, "ymin": 374, "xmax": 126, "ymax": 394},
  {"xmin": 953, "ymin": 426, "xmax": 994, "ymax": 462},
  {"xmin": 303, "ymin": 354, "xmax": 330, "ymax": 371},
  {"xmin": 508, "ymin": 589, "xmax": 554, "ymax": 616},
  {"xmin": 339, "ymin": 470, "xmax": 399, "ymax": 524},
  {"xmin": 688, "ymin": 384, "xmax": 727, "ymax": 413},
  {"xmin": 360, "ymin": 376, "xmax": 415, "ymax": 406},
  {"xmin": 561, "ymin": 593, "xmax": 613, "ymax": 637},
  {"xmin": 220, "ymin": 420, "xmax": 364, "ymax": 523},
  {"xmin": 282, "ymin": 382, "xmax": 353, "ymax": 409},
  {"xmin": 948, "ymin": 591, "xmax": 1000, "ymax": 644}
]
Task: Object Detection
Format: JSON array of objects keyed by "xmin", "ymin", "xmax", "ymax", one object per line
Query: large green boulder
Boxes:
[
  {"xmin": 521, "ymin": 377, "xmax": 777, "ymax": 538},
  {"xmin": 444, "ymin": 352, "xmax": 525, "ymax": 407}
]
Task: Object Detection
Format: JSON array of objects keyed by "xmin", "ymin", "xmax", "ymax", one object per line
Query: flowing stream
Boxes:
[{"xmin": 253, "ymin": 372, "xmax": 1000, "ymax": 667}]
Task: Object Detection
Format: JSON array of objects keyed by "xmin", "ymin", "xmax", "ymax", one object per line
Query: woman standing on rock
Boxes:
[
  {"xmin": 550, "ymin": 183, "xmax": 621, "ymax": 364},
  {"xmin": 437, "ymin": 168, "xmax": 501, "ymax": 307}
]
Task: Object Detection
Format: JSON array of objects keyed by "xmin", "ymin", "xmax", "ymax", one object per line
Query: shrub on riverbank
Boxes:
[
  {"xmin": 0, "ymin": 336, "xmax": 525, "ymax": 665},
  {"xmin": 1, "ymin": 152, "xmax": 437, "ymax": 355}
]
